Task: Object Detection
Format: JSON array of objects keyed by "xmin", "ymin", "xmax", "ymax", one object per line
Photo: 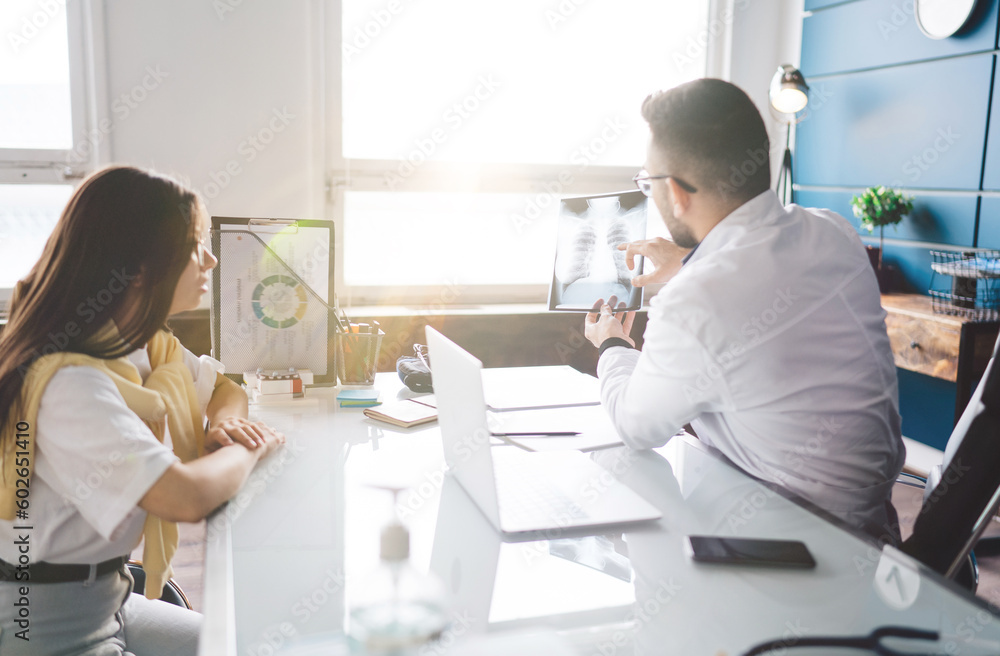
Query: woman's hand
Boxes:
[
  {"xmin": 206, "ymin": 417, "xmax": 285, "ymax": 456},
  {"xmin": 144, "ymin": 419, "xmax": 287, "ymax": 522}
]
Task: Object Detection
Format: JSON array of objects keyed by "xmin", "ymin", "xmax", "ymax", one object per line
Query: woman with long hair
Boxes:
[{"xmin": 0, "ymin": 166, "xmax": 285, "ymax": 655}]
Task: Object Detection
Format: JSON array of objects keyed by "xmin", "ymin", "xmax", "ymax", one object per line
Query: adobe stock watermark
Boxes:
[
  {"xmin": 374, "ymin": 277, "xmax": 467, "ymax": 372},
  {"xmin": 878, "ymin": 0, "xmax": 916, "ymax": 41},
  {"xmin": 212, "ymin": 0, "xmax": 245, "ymax": 21},
  {"xmin": 396, "ymin": 423, "xmax": 501, "ymax": 522},
  {"xmin": 554, "ymin": 323, "xmax": 590, "ymax": 365},
  {"xmin": 510, "ymin": 116, "xmax": 627, "ymax": 234},
  {"xmin": 679, "ymin": 286, "xmax": 799, "ymax": 403},
  {"xmin": 204, "ymin": 438, "xmax": 307, "ymax": 544},
  {"xmin": 723, "ymin": 485, "xmax": 781, "ymax": 532},
  {"xmin": 68, "ymin": 428, "xmax": 145, "ymax": 503},
  {"xmin": 591, "ymin": 578, "xmax": 683, "ymax": 656},
  {"xmin": 195, "ymin": 106, "xmax": 296, "ymax": 201},
  {"xmin": 343, "ymin": 0, "xmax": 413, "ymax": 63},
  {"xmin": 15, "ymin": 267, "xmax": 138, "ymax": 382},
  {"xmin": 67, "ymin": 66, "xmax": 170, "ymax": 165},
  {"xmin": 544, "ymin": 0, "xmax": 591, "ymax": 30},
  {"xmin": 804, "ymin": 82, "xmax": 835, "ymax": 115},
  {"xmin": 383, "ymin": 75, "xmax": 502, "ymax": 190},
  {"xmin": 714, "ymin": 140, "xmax": 770, "ymax": 199},
  {"xmin": 396, "ymin": 464, "xmax": 447, "ymax": 521},
  {"xmin": 417, "ymin": 611, "xmax": 475, "ymax": 656},
  {"xmin": 244, "ymin": 566, "xmax": 348, "ymax": 656},
  {"xmin": 899, "ymin": 127, "xmax": 959, "ymax": 185},
  {"xmin": 396, "ymin": 407, "xmax": 519, "ymax": 522},
  {"xmin": 728, "ymin": 412, "xmax": 844, "ymax": 532},
  {"xmin": 942, "ymin": 595, "xmax": 1000, "ymax": 655},
  {"xmin": 7, "ymin": 0, "xmax": 64, "ymax": 54},
  {"xmin": 520, "ymin": 450, "xmax": 641, "ymax": 565}
]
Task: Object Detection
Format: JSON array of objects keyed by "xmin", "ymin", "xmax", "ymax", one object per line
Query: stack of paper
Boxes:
[
  {"xmin": 337, "ymin": 389, "xmax": 382, "ymax": 408},
  {"xmin": 244, "ymin": 369, "xmax": 314, "ymax": 403}
]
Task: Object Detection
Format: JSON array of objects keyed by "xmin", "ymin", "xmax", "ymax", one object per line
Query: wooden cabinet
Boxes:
[{"xmin": 882, "ymin": 293, "xmax": 999, "ymax": 423}]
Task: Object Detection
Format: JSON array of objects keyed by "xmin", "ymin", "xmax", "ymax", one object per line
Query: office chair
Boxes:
[
  {"xmin": 899, "ymin": 331, "xmax": 1000, "ymax": 590},
  {"xmin": 126, "ymin": 560, "xmax": 192, "ymax": 609}
]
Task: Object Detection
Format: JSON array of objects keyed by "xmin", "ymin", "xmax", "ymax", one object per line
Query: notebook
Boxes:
[
  {"xmin": 426, "ymin": 326, "xmax": 661, "ymax": 535},
  {"xmin": 363, "ymin": 398, "xmax": 437, "ymax": 428}
]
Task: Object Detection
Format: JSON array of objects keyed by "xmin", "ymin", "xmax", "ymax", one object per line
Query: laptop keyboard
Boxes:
[{"xmin": 492, "ymin": 449, "xmax": 591, "ymax": 525}]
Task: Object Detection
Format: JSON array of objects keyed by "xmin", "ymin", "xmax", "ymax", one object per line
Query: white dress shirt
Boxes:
[
  {"xmin": 598, "ymin": 190, "xmax": 905, "ymax": 532},
  {"xmin": 0, "ymin": 347, "xmax": 222, "ymax": 564}
]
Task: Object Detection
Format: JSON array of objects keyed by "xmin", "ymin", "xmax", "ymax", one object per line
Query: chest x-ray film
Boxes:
[
  {"xmin": 548, "ymin": 190, "xmax": 647, "ymax": 312},
  {"xmin": 210, "ymin": 217, "xmax": 335, "ymax": 384}
]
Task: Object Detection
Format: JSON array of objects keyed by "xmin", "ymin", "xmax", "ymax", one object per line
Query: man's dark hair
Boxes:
[{"xmin": 641, "ymin": 78, "xmax": 770, "ymax": 202}]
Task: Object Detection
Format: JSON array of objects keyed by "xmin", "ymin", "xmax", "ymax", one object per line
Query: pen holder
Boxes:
[{"xmin": 336, "ymin": 328, "xmax": 384, "ymax": 385}]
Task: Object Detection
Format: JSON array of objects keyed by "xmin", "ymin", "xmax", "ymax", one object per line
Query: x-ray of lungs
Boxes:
[{"xmin": 549, "ymin": 190, "xmax": 647, "ymax": 312}]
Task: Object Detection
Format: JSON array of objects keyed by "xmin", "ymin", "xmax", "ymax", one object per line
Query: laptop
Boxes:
[{"xmin": 426, "ymin": 326, "xmax": 661, "ymax": 535}]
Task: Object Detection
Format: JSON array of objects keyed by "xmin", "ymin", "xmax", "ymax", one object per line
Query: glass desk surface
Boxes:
[{"xmin": 201, "ymin": 373, "xmax": 1000, "ymax": 656}]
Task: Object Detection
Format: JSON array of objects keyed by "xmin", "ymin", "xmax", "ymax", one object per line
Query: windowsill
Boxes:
[{"xmin": 171, "ymin": 303, "xmax": 650, "ymax": 319}]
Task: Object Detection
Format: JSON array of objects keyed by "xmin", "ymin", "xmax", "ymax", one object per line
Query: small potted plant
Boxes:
[{"xmin": 851, "ymin": 186, "xmax": 913, "ymax": 292}]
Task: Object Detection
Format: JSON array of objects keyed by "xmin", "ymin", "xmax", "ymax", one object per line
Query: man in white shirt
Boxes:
[{"xmin": 585, "ymin": 79, "xmax": 905, "ymax": 538}]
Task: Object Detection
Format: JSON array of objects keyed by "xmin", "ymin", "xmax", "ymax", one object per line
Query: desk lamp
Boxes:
[{"xmin": 769, "ymin": 64, "xmax": 809, "ymax": 206}]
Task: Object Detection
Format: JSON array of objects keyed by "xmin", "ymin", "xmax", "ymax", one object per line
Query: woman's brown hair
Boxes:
[{"xmin": 0, "ymin": 166, "xmax": 201, "ymax": 435}]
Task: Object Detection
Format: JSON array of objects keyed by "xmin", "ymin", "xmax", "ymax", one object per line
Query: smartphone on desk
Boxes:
[{"xmin": 685, "ymin": 535, "xmax": 816, "ymax": 569}]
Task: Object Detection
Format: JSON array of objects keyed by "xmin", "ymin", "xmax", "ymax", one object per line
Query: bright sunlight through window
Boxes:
[
  {"xmin": 341, "ymin": 1, "xmax": 708, "ymax": 302},
  {"xmin": 0, "ymin": 1, "xmax": 72, "ymax": 150},
  {"xmin": 343, "ymin": 1, "xmax": 710, "ymax": 167}
]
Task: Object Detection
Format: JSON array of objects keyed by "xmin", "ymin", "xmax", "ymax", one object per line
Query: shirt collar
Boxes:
[
  {"xmin": 683, "ymin": 190, "xmax": 783, "ymax": 265},
  {"xmin": 681, "ymin": 245, "xmax": 699, "ymax": 265}
]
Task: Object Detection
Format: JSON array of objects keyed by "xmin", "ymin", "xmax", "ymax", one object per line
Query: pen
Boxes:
[
  {"xmin": 333, "ymin": 293, "xmax": 352, "ymax": 334},
  {"xmin": 368, "ymin": 321, "xmax": 380, "ymax": 382},
  {"xmin": 360, "ymin": 322, "xmax": 371, "ymax": 383},
  {"xmin": 490, "ymin": 432, "xmax": 582, "ymax": 437}
]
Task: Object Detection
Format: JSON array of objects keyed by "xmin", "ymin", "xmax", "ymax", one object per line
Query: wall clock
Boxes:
[{"xmin": 915, "ymin": 0, "xmax": 980, "ymax": 39}]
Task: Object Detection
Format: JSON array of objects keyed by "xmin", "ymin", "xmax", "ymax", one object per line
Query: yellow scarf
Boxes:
[{"xmin": 0, "ymin": 327, "xmax": 205, "ymax": 599}]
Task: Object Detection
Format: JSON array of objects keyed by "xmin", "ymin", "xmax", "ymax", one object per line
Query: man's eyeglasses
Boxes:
[{"xmin": 632, "ymin": 170, "xmax": 698, "ymax": 197}]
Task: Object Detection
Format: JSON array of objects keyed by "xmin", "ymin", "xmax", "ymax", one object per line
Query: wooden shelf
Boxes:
[{"xmin": 881, "ymin": 293, "xmax": 998, "ymax": 423}]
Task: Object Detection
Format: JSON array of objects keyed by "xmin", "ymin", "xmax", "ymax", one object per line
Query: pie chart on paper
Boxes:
[{"xmin": 251, "ymin": 274, "xmax": 308, "ymax": 329}]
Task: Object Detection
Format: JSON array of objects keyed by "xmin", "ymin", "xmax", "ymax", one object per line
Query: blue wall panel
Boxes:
[
  {"xmin": 879, "ymin": 242, "xmax": 934, "ymax": 294},
  {"xmin": 798, "ymin": 0, "xmax": 995, "ymax": 450},
  {"xmin": 796, "ymin": 54, "xmax": 993, "ymax": 190},
  {"xmin": 802, "ymin": 0, "xmax": 999, "ymax": 77},
  {"xmin": 978, "ymin": 196, "xmax": 1000, "ymax": 247},
  {"xmin": 795, "ymin": 189, "xmax": 977, "ymax": 246},
  {"xmin": 804, "ymin": 0, "xmax": 856, "ymax": 11},
  {"xmin": 897, "ymin": 368, "xmax": 956, "ymax": 450},
  {"xmin": 979, "ymin": 70, "xmax": 1000, "ymax": 191}
]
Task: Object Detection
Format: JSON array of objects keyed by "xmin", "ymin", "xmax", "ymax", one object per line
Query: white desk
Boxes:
[{"xmin": 201, "ymin": 372, "xmax": 1000, "ymax": 655}]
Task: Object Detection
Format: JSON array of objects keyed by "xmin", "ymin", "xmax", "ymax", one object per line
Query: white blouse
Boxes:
[{"xmin": 0, "ymin": 346, "xmax": 222, "ymax": 565}]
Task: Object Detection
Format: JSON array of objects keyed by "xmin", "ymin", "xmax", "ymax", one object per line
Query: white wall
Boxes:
[
  {"xmin": 98, "ymin": 0, "xmax": 325, "ymax": 219},
  {"xmin": 729, "ymin": 0, "xmax": 806, "ymax": 183}
]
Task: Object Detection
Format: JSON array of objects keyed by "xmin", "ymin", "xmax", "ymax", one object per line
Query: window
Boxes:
[
  {"xmin": 0, "ymin": 183, "xmax": 73, "ymax": 306},
  {"xmin": 1, "ymin": 0, "xmax": 73, "ymax": 151},
  {"xmin": 0, "ymin": 0, "xmax": 91, "ymax": 311},
  {"xmin": 334, "ymin": 0, "xmax": 711, "ymax": 306}
]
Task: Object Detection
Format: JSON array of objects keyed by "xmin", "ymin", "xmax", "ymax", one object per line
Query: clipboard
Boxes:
[{"xmin": 210, "ymin": 217, "xmax": 337, "ymax": 385}]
